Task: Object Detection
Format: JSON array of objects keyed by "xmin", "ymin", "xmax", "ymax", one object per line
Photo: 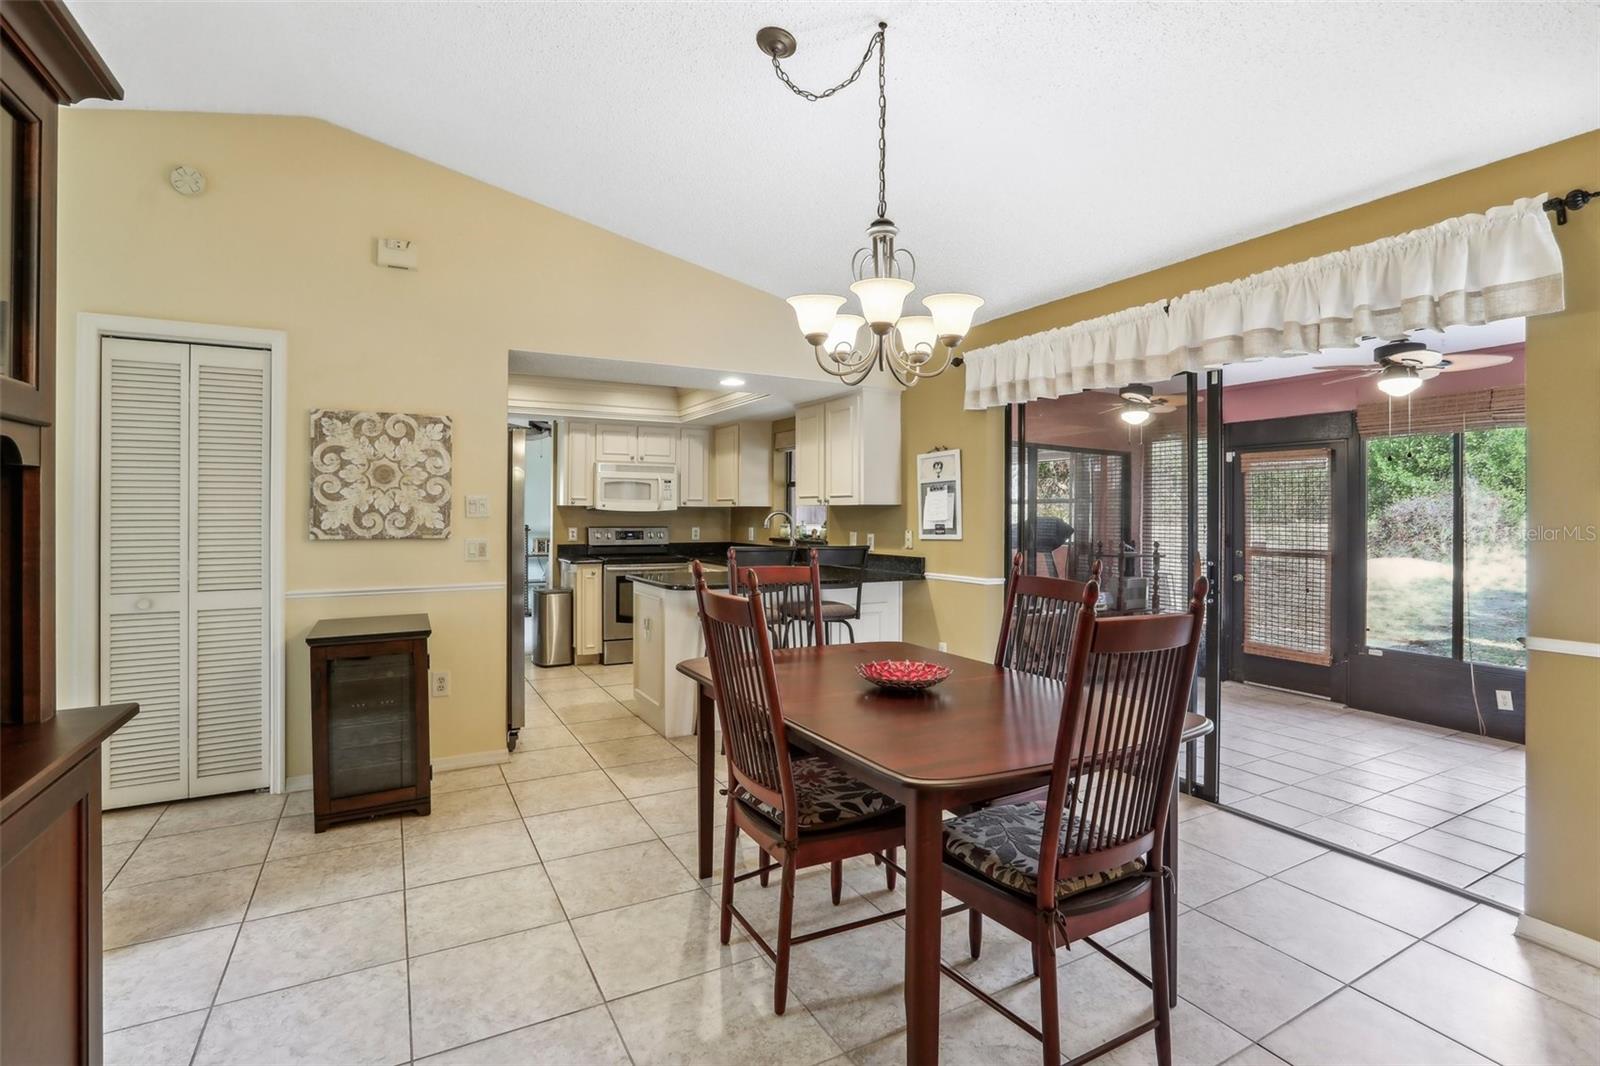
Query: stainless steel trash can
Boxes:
[{"xmin": 530, "ymin": 585, "xmax": 574, "ymax": 668}]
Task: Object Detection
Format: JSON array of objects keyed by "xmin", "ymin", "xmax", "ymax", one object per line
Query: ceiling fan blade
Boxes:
[
  {"xmin": 1437, "ymin": 354, "xmax": 1515, "ymax": 372},
  {"xmin": 1319, "ymin": 372, "xmax": 1374, "ymax": 385},
  {"xmin": 1311, "ymin": 364, "xmax": 1372, "ymax": 372}
]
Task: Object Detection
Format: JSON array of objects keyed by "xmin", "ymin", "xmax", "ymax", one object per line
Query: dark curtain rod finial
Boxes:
[{"xmin": 1543, "ymin": 189, "xmax": 1595, "ymax": 225}]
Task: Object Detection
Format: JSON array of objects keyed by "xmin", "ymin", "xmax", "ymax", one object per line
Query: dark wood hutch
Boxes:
[{"xmin": 1, "ymin": 3, "xmax": 131, "ymax": 1063}]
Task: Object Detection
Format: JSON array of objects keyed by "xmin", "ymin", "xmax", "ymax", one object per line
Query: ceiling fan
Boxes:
[
  {"xmin": 1101, "ymin": 383, "xmax": 1180, "ymax": 425},
  {"xmin": 1316, "ymin": 339, "xmax": 1513, "ymax": 397}
]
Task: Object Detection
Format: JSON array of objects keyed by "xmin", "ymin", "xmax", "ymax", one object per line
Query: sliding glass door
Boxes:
[{"xmin": 1005, "ymin": 374, "xmax": 1223, "ymax": 796}]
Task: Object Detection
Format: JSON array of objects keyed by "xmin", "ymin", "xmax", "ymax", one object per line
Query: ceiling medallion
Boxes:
[{"xmin": 759, "ymin": 21, "xmax": 982, "ymax": 387}]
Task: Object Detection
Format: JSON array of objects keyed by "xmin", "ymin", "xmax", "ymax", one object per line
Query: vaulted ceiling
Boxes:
[{"xmin": 72, "ymin": 1, "xmax": 1600, "ymax": 323}]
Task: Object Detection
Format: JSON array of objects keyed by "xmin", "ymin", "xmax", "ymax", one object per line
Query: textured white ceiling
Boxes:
[{"xmin": 71, "ymin": 1, "xmax": 1600, "ymax": 322}]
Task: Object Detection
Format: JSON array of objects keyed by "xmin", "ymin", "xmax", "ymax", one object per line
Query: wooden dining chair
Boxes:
[
  {"xmin": 727, "ymin": 546, "xmax": 826, "ymax": 649},
  {"xmin": 692, "ymin": 561, "xmax": 909, "ymax": 1015},
  {"xmin": 995, "ymin": 549, "xmax": 1102, "ymax": 681},
  {"xmin": 940, "ymin": 577, "xmax": 1208, "ymax": 1066}
]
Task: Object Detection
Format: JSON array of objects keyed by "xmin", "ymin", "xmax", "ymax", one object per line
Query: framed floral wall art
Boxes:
[{"xmin": 309, "ymin": 410, "xmax": 453, "ymax": 539}]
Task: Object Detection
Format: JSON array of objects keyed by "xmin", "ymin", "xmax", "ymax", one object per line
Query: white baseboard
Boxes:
[
  {"xmin": 432, "ymin": 749, "xmax": 513, "ymax": 772},
  {"xmin": 281, "ymin": 748, "xmax": 509, "ymax": 794},
  {"xmin": 1516, "ymin": 913, "xmax": 1600, "ymax": 967}
]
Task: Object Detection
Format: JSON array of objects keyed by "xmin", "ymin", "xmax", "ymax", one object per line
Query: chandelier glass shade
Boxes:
[{"xmin": 764, "ymin": 23, "xmax": 982, "ymax": 387}]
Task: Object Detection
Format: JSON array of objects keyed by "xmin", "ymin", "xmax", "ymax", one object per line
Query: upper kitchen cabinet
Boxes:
[
  {"xmin": 678, "ymin": 427, "xmax": 710, "ymax": 507},
  {"xmin": 556, "ymin": 420, "xmax": 595, "ymax": 506},
  {"xmin": 794, "ymin": 391, "xmax": 901, "ymax": 506},
  {"xmin": 594, "ymin": 423, "xmax": 677, "ymax": 464},
  {"xmin": 712, "ymin": 421, "xmax": 771, "ymax": 507}
]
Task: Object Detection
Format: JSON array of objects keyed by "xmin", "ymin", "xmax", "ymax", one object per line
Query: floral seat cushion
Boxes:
[
  {"xmin": 740, "ymin": 756, "xmax": 900, "ymax": 829},
  {"xmin": 942, "ymin": 802, "xmax": 1146, "ymax": 901}
]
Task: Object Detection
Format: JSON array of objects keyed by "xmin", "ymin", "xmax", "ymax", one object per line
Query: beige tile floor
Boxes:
[
  {"xmin": 98, "ymin": 662, "xmax": 1597, "ymax": 1065},
  {"xmin": 1210, "ymin": 682, "xmax": 1527, "ymax": 910}
]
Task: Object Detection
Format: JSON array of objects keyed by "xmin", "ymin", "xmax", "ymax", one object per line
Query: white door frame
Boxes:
[{"xmin": 73, "ymin": 313, "xmax": 289, "ymax": 793}]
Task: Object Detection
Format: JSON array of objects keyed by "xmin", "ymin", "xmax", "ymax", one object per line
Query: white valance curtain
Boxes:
[{"xmin": 963, "ymin": 195, "xmax": 1565, "ymax": 410}]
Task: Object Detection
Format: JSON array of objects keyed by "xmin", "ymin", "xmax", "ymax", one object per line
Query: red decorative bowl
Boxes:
[{"xmin": 857, "ymin": 659, "xmax": 952, "ymax": 693}]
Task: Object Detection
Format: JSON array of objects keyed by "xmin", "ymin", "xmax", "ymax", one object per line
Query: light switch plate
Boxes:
[
  {"xmin": 747, "ymin": 526, "xmax": 755, "ymax": 540},
  {"xmin": 904, "ymin": 529, "xmax": 913, "ymax": 549},
  {"xmin": 568, "ymin": 527, "xmax": 578, "ymax": 541},
  {"xmin": 465, "ymin": 494, "xmax": 490, "ymax": 518},
  {"xmin": 465, "ymin": 538, "xmax": 489, "ymax": 561},
  {"xmin": 867, "ymin": 533, "xmax": 875, "ymax": 550},
  {"xmin": 849, "ymin": 531, "xmax": 858, "ymax": 546},
  {"xmin": 1495, "ymin": 689, "xmax": 1514, "ymax": 711}
]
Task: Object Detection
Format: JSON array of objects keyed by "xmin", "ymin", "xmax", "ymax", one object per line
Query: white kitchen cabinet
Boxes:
[
  {"xmin": 712, "ymin": 421, "xmax": 771, "ymax": 507},
  {"xmin": 637, "ymin": 425, "xmax": 678, "ymax": 464},
  {"xmin": 560, "ymin": 561, "xmax": 603, "ymax": 658},
  {"xmin": 793, "ymin": 391, "xmax": 901, "ymax": 506},
  {"xmin": 632, "ymin": 587, "xmax": 667, "ymax": 724},
  {"xmin": 794, "ymin": 404, "xmax": 824, "ymax": 506},
  {"xmin": 822, "ymin": 582, "xmax": 902, "ymax": 645},
  {"xmin": 679, "ymin": 427, "xmax": 710, "ymax": 506},
  {"xmin": 596, "ymin": 424, "xmax": 639, "ymax": 463},
  {"xmin": 557, "ymin": 421, "xmax": 595, "ymax": 507}
]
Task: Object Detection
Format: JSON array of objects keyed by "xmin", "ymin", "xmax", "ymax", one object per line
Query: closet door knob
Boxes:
[{"xmin": 135, "ymin": 597, "xmax": 154, "ymax": 610}]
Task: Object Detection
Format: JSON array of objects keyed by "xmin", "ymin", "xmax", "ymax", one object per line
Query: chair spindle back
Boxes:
[
  {"xmin": 1038, "ymin": 576, "xmax": 1208, "ymax": 906},
  {"xmin": 995, "ymin": 549, "xmax": 1103, "ymax": 681},
  {"xmin": 692, "ymin": 561, "xmax": 796, "ymax": 821},
  {"xmin": 728, "ymin": 547, "xmax": 826, "ymax": 649}
]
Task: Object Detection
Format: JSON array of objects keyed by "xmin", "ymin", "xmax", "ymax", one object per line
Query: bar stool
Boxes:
[{"xmin": 812, "ymin": 545, "xmax": 868, "ymax": 644}]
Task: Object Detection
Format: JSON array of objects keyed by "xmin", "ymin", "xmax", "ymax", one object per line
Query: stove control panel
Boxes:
[{"xmin": 587, "ymin": 526, "xmax": 670, "ymax": 547}]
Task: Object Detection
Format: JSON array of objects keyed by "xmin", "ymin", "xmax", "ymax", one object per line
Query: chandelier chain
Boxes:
[{"xmin": 767, "ymin": 25, "xmax": 889, "ymax": 219}]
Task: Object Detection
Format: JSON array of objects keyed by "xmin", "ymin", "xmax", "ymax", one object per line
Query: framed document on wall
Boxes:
[{"xmin": 917, "ymin": 448, "xmax": 962, "ymax": 541}]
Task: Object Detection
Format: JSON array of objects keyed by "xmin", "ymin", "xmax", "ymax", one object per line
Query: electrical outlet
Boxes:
[
  {"xmin": 430, "ymin": 671, "xmax": 451, "ymax": 698},
  {"xmin": 691, "ymin": 526, "xmax": 701, "ymax": 541},
  {"xmin": 904, "ymin": 529, "xmax": 914, "ymax": 549},
  {"xmin": 867, "ymin": 533, "xmax": 875, "ymax": 550},
  {"xmin": 1495, "ymin": 689, "xmax": 1514, "ymax": 711},
  {"xmin": 464, "ymin": 538, "xmax": 489, "ymax": 561},
  {"xmin": 849, "ymin": 531, "xmax": 858, "ymax": 546},
  {"xmin": 938, "ymin": 642, "xmax": 948, "ymax": 653},
  {"xmin": 567, "ymin": 527, "xmax": 577, "ymax": 541},
  {"xmin": 465, "ymin": 494, "xmax": 490, "ymax": 518},
  {"xmin": 747, "ymin": 526, "xmax": 755, "ymax": 540}
]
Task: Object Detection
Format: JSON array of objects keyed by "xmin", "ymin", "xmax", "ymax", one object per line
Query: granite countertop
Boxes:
[{"xmin": 627, "ymin": 564, "xmax": 922, "ymax": 592}]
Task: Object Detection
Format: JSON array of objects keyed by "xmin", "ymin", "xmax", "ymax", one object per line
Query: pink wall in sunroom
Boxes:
[{"xmin": 1223, "ymin": 344, "xmax": 1525, "ymax": 424}]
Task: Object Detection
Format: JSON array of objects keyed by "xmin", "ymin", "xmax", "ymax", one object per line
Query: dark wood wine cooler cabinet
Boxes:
[{"xmin": 307, "ymin": 614, "xmax": 432, "ymax": 832}]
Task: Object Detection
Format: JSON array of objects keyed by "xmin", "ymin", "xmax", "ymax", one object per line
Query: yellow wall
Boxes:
[
  {"xmin": 899, "ymin": 130, "xmax": 1600, "ymax": 941},
  {"xmin": 56, "ymin": 111, "xmax": 813, "ymax": 777}
]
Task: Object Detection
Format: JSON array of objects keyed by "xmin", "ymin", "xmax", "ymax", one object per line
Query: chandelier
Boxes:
[{"xmin": 759, "ymin": 22, "xmax": 983, "ymax": 387}]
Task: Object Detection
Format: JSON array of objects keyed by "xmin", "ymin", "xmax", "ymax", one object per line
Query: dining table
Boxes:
[{"xmin": 676, "ymin": 639, "xmax": 1213, "ymax": 1065}]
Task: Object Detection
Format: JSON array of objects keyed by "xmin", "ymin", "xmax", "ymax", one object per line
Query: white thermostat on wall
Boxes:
[
  {"xmin": 169, "ymin": 165, "xmax": 206, "ymax": 196},
  {"xmin": 376, "ymin": 238, "xmax": 418, "ymax": 270},
  {"xmin": 465, "ymin": 495, "xmax": 490, "ymax": 518}
]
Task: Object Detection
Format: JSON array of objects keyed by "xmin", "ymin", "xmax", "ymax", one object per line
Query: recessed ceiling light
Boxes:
[{"xmin": 719, "ymin": 376, "xmax": 746, "ymax": 388}]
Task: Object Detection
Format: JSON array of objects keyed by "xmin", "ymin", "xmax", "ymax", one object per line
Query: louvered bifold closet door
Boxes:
[
  {"xmin": 188, "ymin": 345, "xmax": 270, "ymax": 796},
  {"xmin": 102, "ymin": 338, "xmax": 192, "ymax": 807}
]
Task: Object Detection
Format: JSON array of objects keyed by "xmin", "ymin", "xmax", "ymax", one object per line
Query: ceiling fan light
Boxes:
[
  {"xmin": 1119, "ymin": 407, "xmax": 1153, "ymax": 426},
  {"xmin": 825, "ymin": 314, "xmax": 865, "ymax": 355},
  {"xmin": 1377, "ymin": 365, "xmax": 1423, "ymax": 397},
  {"xmin": 923, "ymin": 293, "xmax": 984, "ymax": 343},
  {"xmin": 850, "ymin": 277, "xmax": 915, "ymax": 331},
  {"xmin": 788, "ymin": 294, "xmax": 846, "ymax": 344}
]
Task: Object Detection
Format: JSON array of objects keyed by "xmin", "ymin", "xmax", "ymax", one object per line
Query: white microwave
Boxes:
[{"xmin": 594, "ymin": 462, "xmax": 678, "ymax": 512}]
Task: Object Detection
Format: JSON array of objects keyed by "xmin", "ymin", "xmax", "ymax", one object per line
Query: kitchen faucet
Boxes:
[{"xmin": 763, "ymin": 510, "xmax": 797, "ymax": 547}]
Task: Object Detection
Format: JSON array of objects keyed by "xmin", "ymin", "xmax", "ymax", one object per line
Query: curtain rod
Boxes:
[
  {"xmin": 1542, "ymin": 188, "xmax": 1594, "ymax": 225},
  {"xmin": 1147, "ymin": 189, "xmax": 1593, "ymax": 316}
]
